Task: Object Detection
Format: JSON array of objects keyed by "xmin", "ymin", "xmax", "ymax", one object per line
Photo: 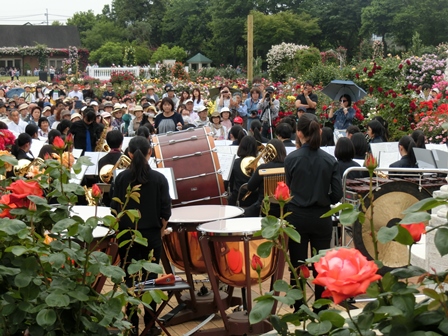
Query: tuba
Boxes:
[
  {"xmin": 99, "ymin": 154, "xmax": 131, "ymax": 183},
  {"xmin": 240, "ymin": 143, "xmax": 277, "ymax": 177},
  {"xmin": 13, "ymin": 158, "xmax": 45, "ymax": 177},
  {"xmin": 95, "ymin": 119, "xmax": 110, "ymax": 152}
]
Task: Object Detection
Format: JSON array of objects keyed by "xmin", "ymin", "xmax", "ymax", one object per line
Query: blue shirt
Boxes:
[{"xmin": 330, "ymin": 107, "xmax": 355, "ymax": 130}]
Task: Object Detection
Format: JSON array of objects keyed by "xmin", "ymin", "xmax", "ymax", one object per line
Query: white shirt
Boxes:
[
  {"xmin": 68, "ymin": 90, "xmax": 83, "ymax": 100},
  {"xmin": 8, "ymin": 119, "xmax": 27, "ymax": 133}
]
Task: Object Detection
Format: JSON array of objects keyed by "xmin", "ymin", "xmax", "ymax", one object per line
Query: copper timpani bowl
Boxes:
[
  {"xmin": 197, "ymin": 217, "xmax": 279, "ymax": 288},
  {"xmin": 163, "ymin": 205, "xmax": 244, "ymax": 274}
]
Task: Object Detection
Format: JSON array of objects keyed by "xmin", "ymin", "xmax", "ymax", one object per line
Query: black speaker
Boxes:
[{"xmin": 38, "ymin": 71, "xmax": 48, "ymax": 81}]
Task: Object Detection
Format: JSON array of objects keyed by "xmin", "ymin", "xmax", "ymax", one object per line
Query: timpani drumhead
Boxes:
[{"xmin": 169, "ymin": 205, "xmax": 244, "ymax": 223}]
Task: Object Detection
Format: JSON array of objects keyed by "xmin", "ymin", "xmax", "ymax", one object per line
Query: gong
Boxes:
[{"xmin": 353, "ymin": 181, "xmax": 431, "ymax": 274}]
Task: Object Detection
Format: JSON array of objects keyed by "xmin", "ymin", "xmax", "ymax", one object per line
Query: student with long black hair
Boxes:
[
  {"xmin": 390, "ymin": 135, "xmax": 417, "ymax": 168},
  {"xmin": 11, "ymin": 133, "xmax": 33, "ymax": 160},
  {"xmin": 285, "ymin": 113, "xmax": 343, "ymax": 312},
  {"xmin": 110, "ymin": 136, "xmax": 171, "ymax": 335}
]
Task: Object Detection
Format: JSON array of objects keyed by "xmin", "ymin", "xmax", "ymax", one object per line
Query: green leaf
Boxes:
[
  {"xmin": 262, "ymin": 220, "xmax": 281, "ymax": 239},
  {"xmin": 321, "ymin": 203, "xmax": 353, "ymax": 218},
  {"xmin": 36, "ymin": 309, "xmax": 57, "ymax": 327},
  {"xmin": 283, "ymin": 227, "xmax": 301, "ymax": 243},
  {"xmin": 134, "ymin": 236, "xmax": 148, "ymax": 247},
  {"xmin": 402, "ymin": 198, "xmax": 446, "ymax": 214},
  {"xmin": 27, "ymin": 195, "xmax": 48, "ymax": 205},
  {"xmin": 0, "ymin": 219, "xmax": 27, "ymax": 235},
  {"xmin": 390, "ymin": 265, "xmax": 426, "ymax": 278},
  {"xmin": 249, "ymin": 298, "xmax": 275, "ymax": 324},
  {"xmin": 257, "ymin": 241, "xmax": 274, "ymax": 258},
  {"xmin": 142, "ymin": 261, "xmax": 163, "ymax": 274},
  {"xmin": 392, "ymin": 294, "xmax": 415, "ymax": 318},
  {"xmin": 399, "ymin": 212, "xmax": 430, "ymax": 224},
  {"xmin": 381, "ymin": 272, "xmax": 397, "ymax": 292},
  {"xmin": 363, "ymin": 300, "xmax": 380, "ymax": 313},
  {"xmin": 375, "ymin": 306, "xmax": 403, "ymax": 316},
  {"xmin": 141, "ymin": 291, "xmax": 153, "ymax": 305},
  {"xmin": 286, "ymin": 289, "xmax": 303, "ymax": 301},
  {"xmin": 100, "ymin": 265, "xmax": 126, "ymax": 283},
  {"xmin": 423, "ymin": 288, "xmax": 440, "ymax": 300},
  {"xmin": 435, "ymin": 228, "xmax": 448, "ymax": 257},
  {"xmin": 307, "ymin": 320, "xmax": 332, "ymax": 335},
  {"xmin": 415, "ymin": 311, "xmax": 444, "ymax": 326},
  {"xmin": 438, "ymin": 318, "xmax": 448, "ymax": 334},
  {"xmin": 119, "ymin": 239, "xmax": 132, "ymax": 248},
  {"xmin": 273, "ymin": 279, "xmax": 290, "ymax": 293},
  {"xmin": 45, "ymin": 293, "xmax": 70, "ymax": 307},
  {"xmin": 377, "ymin": 226, "xmax": 398, "ymax": 244},
  {"xmin": 394, "ymin": 225, "xmax": 415, "ymax": 246},
  {"xmin": 78, "ymin": 225, "xmax": 94, "ymax": 244},
  {"xmin": 319, "ymin": 311, "xmax": 345, "ymax": 328},
  {"xmin": 7, "ymin": 245, "xmax": 28, "ymax": 256},
  {"xmin": 313, "ymin": 299, "xmax": 332, "ymax": 309},
  {"xmin": 270, "ymin": 315, "xmax": 288, "ymax": 335},
  {"xmin": 128, "ymin": 261, "xmax": 143, "ymax": 275},
  {"xmin": 356, "ymin": 312, "xmax": 374, "ymax": 331},
  {"xmin": 339, "ymin": 208, "xmax": 360, "ymax": 226},
  {"xmin": 52, "ymin": 218, "xmax": 78, "ymax": 233},
  {"xmin": 15, "ymin": 272, "xmax": 32, "ymax": 288},
  {"xmin": 272, "ymin": 295, "xmax": 295, "ymax": 305}
]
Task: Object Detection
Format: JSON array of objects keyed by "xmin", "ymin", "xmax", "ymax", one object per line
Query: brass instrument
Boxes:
[
  {"xmin": 13, "ymin": 158, "xmax": 45, "ymax": 177},
  {"xmin": 83, "ymin": 185, "xmax": 97, "ymax": 206},
  {"xmin": 95, "ymin": 119, "xmax": 110, "ymax": 152},
  {"xmin": 240, "ymin": 143, "xmax": 277, "ymax": 177},
  {"xmin": 99, "ymin": 154, "xmax": 131, "ymax": 183}
]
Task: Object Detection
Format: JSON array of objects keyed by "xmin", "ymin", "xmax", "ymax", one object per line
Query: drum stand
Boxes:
[
  {"xmin": 197, "ymin": 234, "xmax": 285, "ymax": 335},
  {"xmin": 159, "ymin": 229, "xmax": 238, "ymax": 326}
]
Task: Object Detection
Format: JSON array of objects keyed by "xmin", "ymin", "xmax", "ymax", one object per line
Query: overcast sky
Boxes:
[{"xmin": 0, "ymin": 1, "xmax": 111, "ymax": 25}]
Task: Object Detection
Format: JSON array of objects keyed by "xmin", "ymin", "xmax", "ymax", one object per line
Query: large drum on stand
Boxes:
[
  {"xmin": 160, "ymin": 205, "xmax": 244, "ymax": 326},
  {"xmin": 352, "ymin": 181, "xmax": 431, "ymax": 274},
  {"xmin": 197, "ymin": 218, "xmax": 284, "ymax": 336},
  {"xmin": 152, "ymin": 127, "xmax": 227, "ymax": 207}
]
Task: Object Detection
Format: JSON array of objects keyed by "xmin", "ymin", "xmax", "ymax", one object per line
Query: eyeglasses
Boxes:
[{"xmin": 340, "ymin": 100, "xmax": 347, "ymax": 103}]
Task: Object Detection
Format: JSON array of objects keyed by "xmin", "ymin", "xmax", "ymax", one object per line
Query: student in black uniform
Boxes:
[
  {"xmin": 284, "ymin": 113, "xmax": 343, "ymax": 312},
  {"xmin": 98, "ymin": 130, "xmax": 124, "ymax": 176},
  {"xmin": 110, "ymin": 136, "xmax": 171, "ymax": 336},
  {"xmin": 390, "ymin": 135, "xmax": 417, "ymax": 168},
  {"xmin": 335, "ymin": 137, "xmax": 367, "ymax": 180},
  {"xmin": 244, "ymin": 139, "xmax": 286, "ymax": 217}
]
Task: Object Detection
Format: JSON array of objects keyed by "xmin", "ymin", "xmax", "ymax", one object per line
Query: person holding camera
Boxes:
[
  {"xmin": 215, "ymin": 85, "xmax": 232, "ymax": 113},
  {"xmin": 259, "ymin": 86, "xmax": 279, "ymax": 138},
  {"xmin": 295, "ymin": 80, "xmax": 318, "ymax": 114},
  {"xmin": 244, "ymin": 87, "xmax": 262, "ymax": 131}
]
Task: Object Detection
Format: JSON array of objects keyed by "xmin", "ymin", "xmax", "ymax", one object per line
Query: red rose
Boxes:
[
  {"xmin": 410, "ymin": 101, "xmax": 417, "ymax": 110},
  {"xmin": 53, "ymin": 136, "xmax": 65, "ymax": 150},
  {"xmin": 274, "ymin": 181, "xmax": 290, "ymax": 202},
  {"xmin": 363, "ymin": 67, "xmax": 367, "ymax": 73},
  {"xmin": 65, "ymin": 133, "xmax": 74, "ymax": 145},
  {"xmin": 400, "ymin": 223, "xmax": 426, "ymax": 243},
  {"xmin": 393, "ymin": 118, "xmax": 398, "ymax": 123},
  {"xmin": 91, "ymin": 184, "xmax": 102, "ymax": 198},
  {"xmin": 377, "ymin": 87, "xmax": 383, "ymax": 93},
  {"xmin": 368, "ymin": 72, "xmax": 373, "ymax": 78},
  {"xmin": 410, "ymin": 123, "xmax": 416, "ymax": 130},
  {"xmin": 322, "ymin": 105, "xmax": 327, "ymax": 111},
  {"xmin": 251, "ymin": 254, "xmax": 263, "ymax": 272},
  {"xmin": 365, "ymin": 152, "xmax": 378, "ymax": 171},
  {"xmin": 399, "ymin": 64, "xmax": 403, "ymax": 70},
  {"xmin": 390, "ymin": 102, "xmax": 396, "ymax": 108},
  {"xmin": 299, "ymin": 265, "xmax": 310, "ymax": 279},
  {"xmin": 406, "ymin": 60, "xmax": 411, "ymax": 65},
  {"xmin": 369, "ymin": 87, "xmax": 373, "ymax": 93},
  {"xmin": 392, "ymin": 93, "xmax": 397, "ymax": 98},
  {"xmin": 376, "ymin": 66, "xmax": 382, "ymax": 70},
  {"xmin": 7, "ymin": 180, "xmax": 43, "ymax": 199},
  {"xmin": 313, "ymin": 248, "xmax": 381, "ymax": 304}
]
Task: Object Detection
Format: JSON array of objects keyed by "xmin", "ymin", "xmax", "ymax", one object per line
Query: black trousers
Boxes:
[
  {"xmin": 287, "ymin": 204, "xmax": 332, "ymax": 308},
  {"xmin": 119, "ymin": 229, "xmax": 162, "ymax": 330}
]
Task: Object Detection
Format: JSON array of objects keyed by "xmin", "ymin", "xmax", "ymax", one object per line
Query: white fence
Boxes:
[{"xmin": 88, "ymin": 67, "xmax": 153, "ymax": 80}]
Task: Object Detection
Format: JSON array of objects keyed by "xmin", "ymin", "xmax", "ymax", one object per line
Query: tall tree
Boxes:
[
  {"xmin": 82, "ymin": 20, "xmax": 126, "ymax": 51},
  {"xmin": 161, "ymin": 0, "xmax": 212, "ymax": 55},
  {"xmin": 66, "ymin": 10, "xmax": 97, "ymax": 44}
]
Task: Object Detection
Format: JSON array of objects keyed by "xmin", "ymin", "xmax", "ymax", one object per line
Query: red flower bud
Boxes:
[
  {"xmin": 251, "ymin": 254, "xmax": 263, "ymax": 272},
  {"xmin": 376, "ymin": 66, "xmax": 382, "ymax": 70},
  {"xmin": 53, "ymin": 136, "xmax": 65, "ymax": 150},
  {"xmin": 355, "ymin": 73, "xmax": 359, "ymax": 79},
  {"xmin": 399, "ymin": 64, "xmax": 403, "ymax": 70},
  {"xmin": 406, "ymin": 60, "xmax": 411, "ymax": 65},
  {"xmin": 392, "ymin": 93, "xmax": 397, "ymax": 98},
  {"xmin": 369, "ymin": 87, "xmax": 373, "ymax": 93},
  {"xmin": 377, "ymin": 87, "xmax": 383, "ymax": 93},
  {"xmin": 91, "ymin": 184, "xmax": 102, "ymax": 198},
  {"xmin": 365, "ymin": 153, "xmax": 378, "ymax": 171},
  {"xmin": 367, "ymin": 72, "xmax": 373, "ymax": 78},
  {"xmin": 274, "ymin": 181, "xmax": 290, "ymax": 202},
  {"xmin": 299, "ymin": 265, "xmax": 310, "ymax": 279},
  {"xmin": 390, "ymin": 102, "xmax": 396, "ymax": 108},
  {"xmin": 410, "ymin": 123, "xmax": 416, "ymax": 130},
  {"xmin": 363, "ymin": 67, "xmax": 367, "ymax": 73},
  {"xmin": 65, "ymin": 133, "xmax": 74, "ymax": 145},
  {"xmin": 400, "ymin": 223, "xmax": 426, "ymax": 243}
]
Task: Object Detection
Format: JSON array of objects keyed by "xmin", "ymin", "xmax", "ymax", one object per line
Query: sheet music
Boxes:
[
  {"xmin": 115, "ymin": 167, "xmax": 178, "ymax": 200},
  {"xmin": 72, "ymin": 149, "xmax": 83, "ymax": 159},
  {"xmin": 148, "ymin": 157, "xmax": 157, "ymax": 169},
  {"xmin": 83, "ymin": 152, "xmax": 107, "ymax": 175},
  {"xmin": 285, "ymin": 147, "xmax": 297, "ymax": 156},
  {"xmin": 378, "ymin": 151, "xmax": 401, "ymax": 168},
  {"xmin": 426, "ymin": 143, "xmax": 448, "ymax": 152},
  {"xmin": 217, "ymin": 153, "xmax": 235, "ymax": 181},
  {"xmin": 370, "ymin": 142, "xmax": 399, "ymax": 161},
  {"xmin": 214, "ymin": 140, "xmax": 233, "ymax": 146},
  {"xmin": 216, "ymin": 145, "xmax": 232, "ymax": 154},
  {"xmin": 30, "ymin": 139, "xmax": 45, "ymax": 158},
  {"xmin": 69, "ymin": 164, "xmax": 88, "ymax": 184},
  {"xmin": 321, "ymin": 146, "xmax": 335, "ymax": 157},
  {"xmin": 122, "ymin": 137, "xmax": 132, "ymax": 152}
]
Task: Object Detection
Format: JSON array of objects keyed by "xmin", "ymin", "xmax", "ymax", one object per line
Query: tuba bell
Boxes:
[
  {"xmin": 99, "ymin": 154, "xmax": 131, "ymax": 183},
  {"xmin": 240, "ymin": 143, "xmax": 277, "ymax": 177}
]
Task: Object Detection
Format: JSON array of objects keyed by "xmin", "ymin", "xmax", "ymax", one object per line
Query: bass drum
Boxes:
[
  {"xmin": 353, "ymin": 181, "xmax": 431, "ymax": 274},
  {"xmin": 152, "ymin": 127, "xmax": 227, "ymax": 207}
]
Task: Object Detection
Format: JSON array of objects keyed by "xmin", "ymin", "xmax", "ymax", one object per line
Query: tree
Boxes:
[
  {"xmin": 360, "ymin": 0, "xmax": 401, "ymax": 55},
  {"xmin": 89, "ymin": 42, "xmax": 123, "ymax": 66},
  {"xmin": 51, "ymin": 21, "xmax": 63, "ymax": 26},
  {"xmin": 161, "ymin": 0, "xmax": 212, "ymax": 54},
  {"xmin": 66, "ymin": 10, "xmax": 96, "ymax": 35},
  {"xmin": 250, "ymin": 10, "xmax": 320, "ymax": 58},
  {"xmin": 82, "ymin": 20, "xmax": 126, "ymax": 51},
  {"xmin": 150, "ymin": 44, "xmax": 187, "ymax": 63}
]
